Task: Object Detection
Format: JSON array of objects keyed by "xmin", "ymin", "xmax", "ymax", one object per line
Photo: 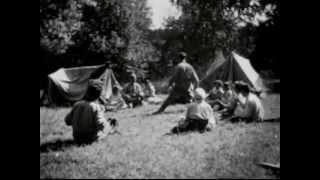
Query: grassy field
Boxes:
[{"xmin": 40, "ymin": 93, "xmax": 280, "ymax": 179}]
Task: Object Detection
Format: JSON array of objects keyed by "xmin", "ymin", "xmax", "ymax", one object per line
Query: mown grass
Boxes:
[{"xmin": 40, "ymin": 94, "xmax": 280, "ymax": 179}]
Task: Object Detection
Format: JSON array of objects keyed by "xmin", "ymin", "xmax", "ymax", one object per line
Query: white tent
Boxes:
[{"xmin": 200, "ymin": 50, "xmax": 266, "ymax": 92}]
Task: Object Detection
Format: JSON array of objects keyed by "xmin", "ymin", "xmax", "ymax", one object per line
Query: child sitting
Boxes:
[
  {"xmin": 207, "ymin": 80, "xmax": 225, "ymax": 111},
  {"xmin": 216, "ymin": 82, "xmax": 237, "ymax": 118},
  {"xmin": 144, "ymin": 79, "xmax": 162, "ymax": 104},
  {"xmin": 65, "ymin": 80, "xmax": 115, "ymax": 145},
  {"xmin": 104, "ymin": 85, "xmax": 128, "ymax": 111},
  {"xmin": 170, "ymin": 88, "xmax": 216, "ymax": 134}
]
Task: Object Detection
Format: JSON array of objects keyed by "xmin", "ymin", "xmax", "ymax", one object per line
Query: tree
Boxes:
[
  {"xmin": 158, "ymin": 0, "xmax": 279, "ymax": 78},
  {"xmin": 40, "ymin": 0, "xmax": 157, "ymax": 84},
  {"xmin": 249, "ymin": 0, "xmax": 280, "ymax": 78}
]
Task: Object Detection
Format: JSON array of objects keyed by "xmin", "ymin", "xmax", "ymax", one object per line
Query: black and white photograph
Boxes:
[{"xmin": 40, "ymin": 0, "xmax": 280, "ymax": 178}]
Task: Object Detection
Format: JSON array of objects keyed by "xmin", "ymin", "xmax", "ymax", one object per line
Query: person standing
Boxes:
[{"xmin": 154, "ymin": 52, "xmax": 199, "ymax": 114}]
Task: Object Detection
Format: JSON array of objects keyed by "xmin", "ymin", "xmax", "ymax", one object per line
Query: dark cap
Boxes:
[
  {"xmin": 86, "ymin": 80, "xmax": 103, "ymax": 101},
  {"xmin": 234, "ymin": 81, "xmax": 250, "ymax": 94},
  {"xmin": 129, "ymin": 73, "xmax": 137, "ymax": 80},
  {"xmin": 213, "ymin": 80, "xmax": 223, "ymax": 88}
]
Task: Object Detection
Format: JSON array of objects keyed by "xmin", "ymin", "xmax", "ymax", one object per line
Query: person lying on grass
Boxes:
[
  {"xmin": 65, "ymin": 80, "xmax": 117, "ymax": 145},
  {"xmin": 170, "ymin": 88, "xmax": 216, "ymax": 134},
  {"xmin": 229, "ymin": 81, "xmax": 264, "ymax": 123}
]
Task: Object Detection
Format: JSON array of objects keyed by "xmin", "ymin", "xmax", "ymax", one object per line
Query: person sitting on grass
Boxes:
[
  {"xmin": 206, "ymin": 80, "xmax": 225, "ymax": 111},
  {"xmin": 169, "ymin": 88, "xmax": 216, "ymax": 134},
  {"xmin": 144, "ymin": 79, "xmax": 163, "ymax": 104},
  {"xmin": 104, "ymin": 85, "xmax": 128, "ymax": 111},
  {"xmin": 144, "ymin": 79, "xmax": 156, "ymax": 98},
  {"xmin": 65, "ymin": 80, "xmax": 117, "ymax": 145},
  {"xmin": 216, "ymin": 81, "xmax": 238, "ymax": 118},
  {"xmin": 122, "ymin": 73, "xmax": 144, "ymax": 108},
  {"xmin": 230, "ymin": 81, "xmax": 264, "ymax": 123}
]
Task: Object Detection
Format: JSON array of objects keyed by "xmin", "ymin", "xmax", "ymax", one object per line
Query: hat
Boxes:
[
  {"xmin": 129, "ymin": 73, "xmax": 137, "ymax": 80},
  {"xmin": 194, "ymin": 88, "xmax": 207, "ymax": 100},
  {"xmin": 234, "ymin": 81, "xmax": 250, "ymax": 94},
  {"xmin": 86, "ymin": 80, "xmax": 103, "ymax": 101},
  {"xmin": 213, "ymin": 80, "xmax": 223, "ymax": 88}
]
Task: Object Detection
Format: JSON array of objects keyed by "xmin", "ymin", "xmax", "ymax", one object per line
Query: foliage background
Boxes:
[{"xmin": 40, "ymin": 0, "xmax": 280, "ymax": 88}]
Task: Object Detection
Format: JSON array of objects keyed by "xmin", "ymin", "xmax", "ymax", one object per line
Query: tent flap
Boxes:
[
  {"xmin": 200, "ymin": 51, "xmax": 266, "ymax": 92},
  {"xmin": 47, "ymin": 65, "xmax": 121, "ymax": 104}
]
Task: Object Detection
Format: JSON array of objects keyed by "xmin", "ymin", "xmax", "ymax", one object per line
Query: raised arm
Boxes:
[{"xmin": 191, "ymin": 67, "xmax": 200, "ymax": 88}]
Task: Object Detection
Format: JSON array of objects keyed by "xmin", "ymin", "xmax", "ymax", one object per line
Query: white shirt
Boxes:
[
  {"xmin": 234, "ymin": 93, "xmax": 264, "ymax": 121},
  {"xmin": 186, "ymin": 101, "xmax": 216, "ymax": 126}
]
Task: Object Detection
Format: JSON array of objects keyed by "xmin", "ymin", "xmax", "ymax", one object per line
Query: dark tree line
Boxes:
[
  {"xmin": 40, "ymin": 0, "xmax": 280, "ymax": 89},
  {"xmin": 40, "ymin": 0, "xmax": 158, "ymax": 89},
  {"xmin": 149, "ymin": 0, "xmax": 280, "ymax": 78}
]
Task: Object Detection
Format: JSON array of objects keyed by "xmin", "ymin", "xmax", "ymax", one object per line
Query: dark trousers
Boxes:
[
  {"xmin": 171, "ymin": 118, "xmax": 208, "ymax": 134},
  {"xmin": 158, "ymin": 90, "xmax": 193, "ymax": 112},
  {"xmin": 123, "ymin": 95, "xmax": 143, "ymax": 107}
]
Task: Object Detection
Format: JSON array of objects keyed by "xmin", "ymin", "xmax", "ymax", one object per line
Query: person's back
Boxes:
[
  {"xmin": 171, "ymin": 61, "xmax": 199, "ymax": 92},
  {"xmin": 154, "ymin": 52, "xmax": 199, "ymax": 114},
  {"xmin": 65, "ymin": 80, "xmax": 112, "ymax": 144},
  {"xmin": 246, "ymin": 93, "xmax": 264, "ymax": 121},
  {"xmin": 65, "ymin": 100, "xmax": 110, "ymax": 143},
  {"xmin": 170, "ymin": 88, "xmax": 215, "ymax": 134},
  {"xmin": 186, "ymin": 101, "xmax": 215, "ymax": 126}
]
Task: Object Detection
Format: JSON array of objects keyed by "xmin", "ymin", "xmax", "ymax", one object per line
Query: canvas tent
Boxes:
[
  {"xmin": 200, "ymin": 50, "xmax": 266, "ymax": 92},
  {"xmin": 46, "ymin": 65, "xmax": 121, "ymax": 105}
]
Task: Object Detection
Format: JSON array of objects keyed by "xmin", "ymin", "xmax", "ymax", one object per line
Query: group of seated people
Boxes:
[
  {"xmin": 206, "ymin": 80, "xmax": 264, "ymax": 122},
  {"xmin": 169, "ymin": 80, "xmax": 264, "ymax": 135},
  {"xmin": 100, "ymin": 73, "xmax": 162, "ymax": 112},
  {"xmin": 65, "ymin": 76, "xmax": 264, "ymax": 144}
]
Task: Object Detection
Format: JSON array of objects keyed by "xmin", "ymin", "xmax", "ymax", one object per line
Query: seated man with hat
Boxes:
[
  {"xmin": 231, "ymin": 81, "xmax": 264, "ymax": 122},
  {"xmin": 122, "ymin": 73, "xmax": 144, "ymax": 108}
]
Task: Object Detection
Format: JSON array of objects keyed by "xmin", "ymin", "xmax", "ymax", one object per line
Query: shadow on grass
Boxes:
[
  {"xmin": 40, "ymin": 139, "xmax": 77, "ymax": 153},
  {"xmin": 163, "ymin": 124, "xmax": 211, "ymax": 136},
  {"xmin": 224, "ymin": 117, "xmax": 280, "ymax": 124},
  {"xmin": 145, "ymin": 109, "xmax": 185, "ymax": 117}
]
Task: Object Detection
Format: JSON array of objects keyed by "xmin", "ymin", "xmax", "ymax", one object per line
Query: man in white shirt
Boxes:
[{"xmin": 232, "ymin": 81, "xmax": 264, "ymax": 122}]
